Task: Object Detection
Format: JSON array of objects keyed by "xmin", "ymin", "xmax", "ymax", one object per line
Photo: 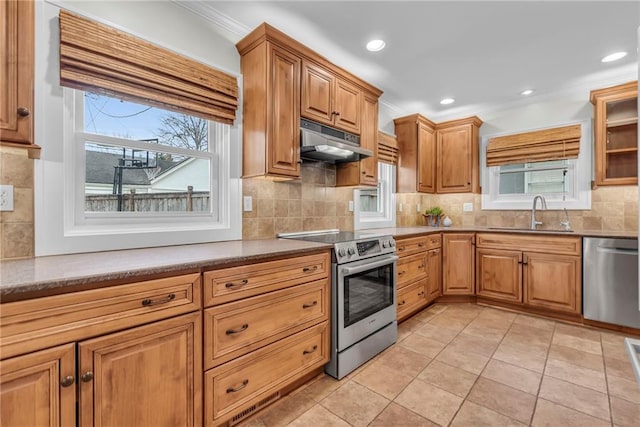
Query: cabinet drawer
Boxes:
[
  {"xmin": 397, "ymin": 280, "xmax": 427, "ymax": 320},
  {"xmin": 476, "ymin": 233, "xmax": 581, "ymax": 256},
  {"xmin": 205, "ymin": 323, "xmax": 328, "ymax": 424},
  {"xmin": 204, "ymin": 252, "xmax": 330, "ymax": 306},
  {"xmin": 204, "ymin": 280, "xmax": 329, "ymax": 369},
  {"xmin": 397, "ymin": 252, "xmax": 428, "ymax": 288},
  {"xmin": 396, "ymin": 235, "xmax": 430, "ymax": 256},
  {"xmin": 425, "ymin": 233, "xmax": 442, "ymax": 250},
  {"xmin": 0, "ymin": 274, "xmax": 201, "ymax": 359}
]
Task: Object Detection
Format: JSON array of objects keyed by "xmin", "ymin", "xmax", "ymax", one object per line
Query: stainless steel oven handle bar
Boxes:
[{"xmin": 340, "ymin": 255, "xmax": 398, "ymax": 276}]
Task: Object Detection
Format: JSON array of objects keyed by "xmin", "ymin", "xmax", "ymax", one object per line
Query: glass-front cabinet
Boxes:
[{"xmin": 590, "ymin": 81, "xmax": 638, "ymax": 186}]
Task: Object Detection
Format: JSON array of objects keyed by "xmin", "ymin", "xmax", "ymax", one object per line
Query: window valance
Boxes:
[
  {"xmin": 59, "ymin": 11, "xmax": 238, "ymax": 124},
  {"xmin": 486, "ymin": 124, "xmax": 581, "ymax": 166}
]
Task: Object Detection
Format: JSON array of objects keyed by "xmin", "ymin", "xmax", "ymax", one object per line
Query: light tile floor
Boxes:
[{"xmin": 238, "ymin": 304, "xmax": 640, "ymax": 426}]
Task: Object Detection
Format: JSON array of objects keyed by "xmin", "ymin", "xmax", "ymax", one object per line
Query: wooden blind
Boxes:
[
  {"xmin": 486, "ymin": 124, "xmax": 581, "ymax": 166},
  {"xmin": 378, "ymin": 131, "xmax": 398, "ymax": 165},
  {"xmin": 59, "ymin": 11, "xmax": 238, "ymax": 124}
]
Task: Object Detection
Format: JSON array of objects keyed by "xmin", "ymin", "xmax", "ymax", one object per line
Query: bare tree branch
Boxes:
[{"xmin": 156, "ymin": 113, "xmax": 208, "ymax": 151}]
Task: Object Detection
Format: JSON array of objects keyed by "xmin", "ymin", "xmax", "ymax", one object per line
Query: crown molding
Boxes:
[{"xmin": 172, "ymin": 0, "xmax": 250, "ymax": 39}]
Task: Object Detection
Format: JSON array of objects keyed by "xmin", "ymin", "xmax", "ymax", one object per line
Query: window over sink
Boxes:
[{"xmin": 481, "ymin": 120, "xmax": 592, "ymax": 210}]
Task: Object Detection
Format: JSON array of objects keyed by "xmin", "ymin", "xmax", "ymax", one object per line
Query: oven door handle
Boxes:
[{"xmin": 340, "ymin": 255, "xmax": 398, "ymax": 276}]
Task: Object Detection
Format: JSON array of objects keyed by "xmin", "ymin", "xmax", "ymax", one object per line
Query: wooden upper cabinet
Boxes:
[
  {"xmin": 1, "ymin": 343, "xmax": 76, "ymax": 427},
  {"xmin": 436, "ymin": 116, "xmax": 482, "ymax": 193},
  {"xmin": 442, "ymin": 233, "xmax": 475, "ymax": 295},
  {"xmin": 301, "ymin": 61, "xmax": 362, "ymax": 134},
  {"xmin": 301, "ymin": 61, "xmax": 334, "ymax": 124},
  {"xmin": 590, "ymin": 81, "xmax": 638, "ymax": 187},
  {"xmin": 336, "ymin": 94, "xmax": 378, "ymax": 186},
  {"xmin": 78, "ymin": 312, "xmax": 202, "ymax": 427},
  {"xmin": 395, "ymin": 114, "xmax": 437, "ymax": 193},
  {"xmin": 1, "ymin": 0, "xmax": 39, "ymax": 157},
  {"xmin": 395, "ymin": 114, "xmax": 481, "ymax": 193},
  {"xmin": 240, "ymin": 42, "xmax": 301, "ymax": 179},
  {"xmin": 237, "ymin": 23, "xmax": 382, "ymax": 181},
  {"xmin": 418, "ymin": 123, "xmax": 436, "ymax": 193}
]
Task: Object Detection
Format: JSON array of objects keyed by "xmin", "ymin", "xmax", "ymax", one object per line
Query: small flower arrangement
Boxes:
[{"xmin": 423, "ymin": 206, "xmax": 444, "ymax": 227}]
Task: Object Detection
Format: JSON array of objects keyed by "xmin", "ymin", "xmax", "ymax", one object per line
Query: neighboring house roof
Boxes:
[{"xmin": 85, "ymin": 150, "xmax": 182, "ymax": 185}]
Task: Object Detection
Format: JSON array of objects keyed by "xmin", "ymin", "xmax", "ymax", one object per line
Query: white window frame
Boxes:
[
  {"xmin": 354, "ymin": 162, "xmax": 396, "ymax": 229},
  {"xmin": 481, "ymin": 120, "xmax": 592, "ymax": 210}
]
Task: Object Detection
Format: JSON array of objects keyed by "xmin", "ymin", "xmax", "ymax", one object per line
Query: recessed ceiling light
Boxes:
[
  {"xmin": 601, "ymin": 51, "xmax": 627, "ymax": 63},
  {"xmin": 366, "ymin": 40, "xmax": 386, "ymax": 52},
  {"xmin": 521, "ymin": 89, "xmax": 534, "ymax": 96},
  {"xmin": 440, "ymin": 98, "xmax": 455, "ymax": 105}
]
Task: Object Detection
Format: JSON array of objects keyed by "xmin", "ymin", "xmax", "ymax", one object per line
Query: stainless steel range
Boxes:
[{"xmin": 279, "ymin": 230, "xmax": 398, "ymax": 379}]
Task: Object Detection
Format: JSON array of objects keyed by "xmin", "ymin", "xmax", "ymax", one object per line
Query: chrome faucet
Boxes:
[{"xmin": 531, "ymin": 195, "xmax": 547, "ymax": 230}]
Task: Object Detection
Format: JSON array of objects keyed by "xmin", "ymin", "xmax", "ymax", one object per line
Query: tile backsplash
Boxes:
[
  {"xmin": 401, "ymin": 186, "xmax": 638, "ymax": 233},
  {"xmin": 0, "ymin": 146, "xmax": 35, "ymax": 260},
  {"xmin": 242, "ymin": 162, "xmax": 355, "ymax": 239}
]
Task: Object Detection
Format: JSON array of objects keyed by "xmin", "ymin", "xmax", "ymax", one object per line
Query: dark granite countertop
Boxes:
[{"xmin": 0, "ymin": 239, "xmax": 331, "ymax": 301}]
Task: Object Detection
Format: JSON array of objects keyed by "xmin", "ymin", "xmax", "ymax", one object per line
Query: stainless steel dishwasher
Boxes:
[{"xmin": 583, "ymin": 237, "xmax": 639, "ymax": 328}]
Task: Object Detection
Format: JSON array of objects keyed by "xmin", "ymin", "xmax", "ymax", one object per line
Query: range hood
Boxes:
[{"xmin": 300, "ymin": 118, "xmax": 372, "ymax": 164}]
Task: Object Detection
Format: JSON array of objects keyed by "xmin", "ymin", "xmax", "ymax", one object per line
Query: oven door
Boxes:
[{"xmin": 336, "ymin": 254, "xmax": 398, "ymax": 351}]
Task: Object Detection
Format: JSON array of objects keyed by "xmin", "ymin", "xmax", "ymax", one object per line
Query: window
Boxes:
[
  {"xmin": 481, "ymin": 120, "xmax": 591, "ymax": 210},
  {"xmin": 354, "ymin": 162, "xmax": 396, "ymax": 229}
]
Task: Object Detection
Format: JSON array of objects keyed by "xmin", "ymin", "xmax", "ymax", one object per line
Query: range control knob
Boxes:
[
  {"xmin": 347, "ymin": 247, "xmax": 356, "ymax": 256},
  {"xmin": 390, "ymin": 240, "xmax": 396, "ymax": 247},
  {"xmin": 382, "ymin": 241, "xmax": 388, "ymax": 248},
  {"xmin": 338, "ymin": 248, "xmax": 346, "ymax": 257}
]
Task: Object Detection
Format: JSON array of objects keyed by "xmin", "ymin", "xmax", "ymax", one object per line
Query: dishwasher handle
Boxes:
[{"xmin": 597, "ymin": 247, "xmax": 638, "ymax": 256}]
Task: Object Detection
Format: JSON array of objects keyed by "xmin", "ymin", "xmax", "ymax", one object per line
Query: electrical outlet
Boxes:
[
  {"xmin": 398, "ymin": 203, "xmax": 403, "ymax": 212},
  {"xmin": 416, "ymin": 203, "xmax": 421, "ymax": 213},
  {"xmin": 243, "ymin": 196, "xmax": 253, "ymax": 212},
  {"xmin": 348, "ymin": 200, "xmax": 354, "ymax": 212},
  {"xmin": 463, "ymin": 202, "xmax": 473, "ymax": 212},
  {"xmin": 0, "ymin": 185, "xmax": 14, "ymax": 211}
]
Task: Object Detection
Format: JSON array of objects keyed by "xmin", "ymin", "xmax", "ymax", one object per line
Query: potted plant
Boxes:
[{"xmin": 423, "ymin": 206, "xmax": 444, "ymax": 227}]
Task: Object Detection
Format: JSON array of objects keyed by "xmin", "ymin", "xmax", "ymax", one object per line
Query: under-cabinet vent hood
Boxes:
[{"xmin": 300, "ymin": 118, "xmax": 372, "ymax": 164}]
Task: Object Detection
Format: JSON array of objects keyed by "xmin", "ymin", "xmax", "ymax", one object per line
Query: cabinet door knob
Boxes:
[
  {"xmin": 60, "ymin": 375, "xmax": 75, "ymax": 387},
  {"xmin": 81, "ymin": 371, "xmax": 94, "ymax": 382},
  {"xmin": 17, "ymin": 107, "xmax": 30, "ymax": 117}
]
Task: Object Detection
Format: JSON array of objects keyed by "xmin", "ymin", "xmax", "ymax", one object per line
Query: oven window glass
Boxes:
[{"xmin": 343, "ymin": 263, "xmax": 394, "ymax": 327}]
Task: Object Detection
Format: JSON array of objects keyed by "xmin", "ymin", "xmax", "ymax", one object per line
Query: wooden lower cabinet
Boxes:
[
  {"xmin": 78, "ymin": 312, "xmax": 202, "ymax": 427},
  {"xmin": 476, "ymin": 233, "xmax": 582, "ymax": 316},
  {"xmin": 426, "ymin": 247, "xmax": 442, "ymax": 301},
  {"xmin": 0, "ymin": 343, "xmax": 76, "ymax": 427},
  {"xmin": 476, "ymin": 248, "xmax": 522, "ymax": 303},
  {"xmin": 524, "ymin": 253, "xmax": 581, "ymax": 313},
  {"xmin": 397, "ymin": 280, "xmax": 428, "ymax": 321},
  {"xmin": 442, "ymin": 233, "xmax": 475, "ymax": 295},
  {"xmin": 205, "ymin": 323, "xmax": 328, "ymax": 426}
]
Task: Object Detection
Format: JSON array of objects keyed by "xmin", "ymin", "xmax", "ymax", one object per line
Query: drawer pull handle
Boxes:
[
  {"xmin": 431, "ymin": 239, "xmax": 438, "ymax": 244},
  {"xmin": 398, "ymin": 270, "xmax": 406, "ymax": 276},
  {"xmin": 418, "ymin": 291, "xmax": 425, "ymax": 297},
  {"xmin": 398, "ymin": 247, "xmax": 405, "ymax": 251},
  {"xmin": 141, "ymin": 293, "xmax": 175, "ymax": 307},
  {"xmin": 303, "ymin": 345, "xmax": 318, "ymax": 355},
  {"xmin": 226, "ymin": 324, "xmax": 249, "ymax": 335},
  {"xmin": 303, "ymin": 266, "xmax": 318, "ymax": 273},
  {"xmin": 418, "ymin": 264, "xmax": 424, "ymax": 269},
  {"xmin": 418, "ymin": 243, "xmax": 425, "ymax": 247},
  {"xmin": 225, "ymin": 279, "xmax": 248, "ymax": 289},
  {"xmin": 303, "ymin": 301, "xmax": 318, "ymax": 309},
  {"xmin": 80, "ymin": 371, "xmax": 94, "ymax": 383},
  {"xmin": 226, "ymin": 379, "xmax": 248, "ymax": 393},
  {"xmin": 399, "ymin": 300, "xmax": 406, "ymax": 306},
  {"xmin": 431, "ymin": 250, "xmax": 439, "ymax": 256},
  {"xmin": 60, "ymin": 376, "xmax": 75, "ymax": 387}
]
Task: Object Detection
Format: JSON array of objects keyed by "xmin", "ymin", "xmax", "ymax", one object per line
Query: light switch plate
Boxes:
[
  {"xmin": 0, "ymin": 185, "xmax": 14, "ymax": 211},
  {"xmin": 243, "ymin": 196, "xmax": 253, "ymax": 212},
  {"xmin": 348, "ymin": 200, "xmax": 354, "ymax": 212},
  {"xmin": 416, "ymin": 204, "xmax": 421, "ymax": 213},
  {"xmin": 463, "ymin": 202, "xmax": 473, "ymax": 212},
  {"xmin": 398, "ymin": 203, "xmax": 403, "ymax": 212}
]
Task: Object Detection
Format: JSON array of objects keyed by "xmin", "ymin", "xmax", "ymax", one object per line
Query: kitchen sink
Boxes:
[{"xmin": 487, "ymin": 227, "xmax": 574, "ymax": 233}]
